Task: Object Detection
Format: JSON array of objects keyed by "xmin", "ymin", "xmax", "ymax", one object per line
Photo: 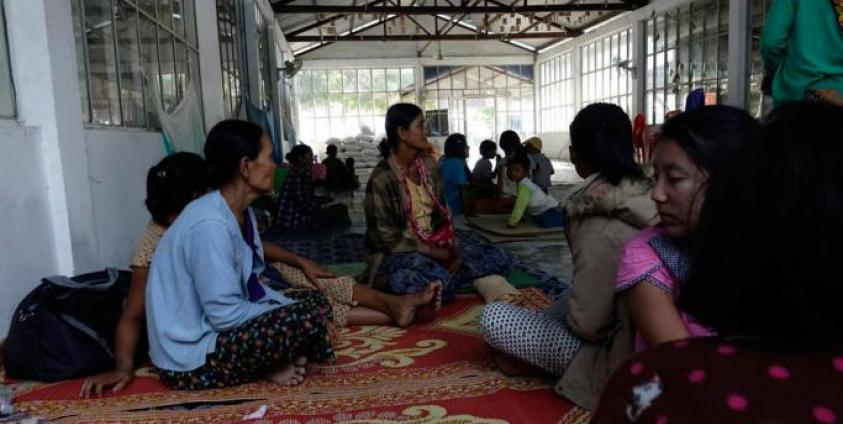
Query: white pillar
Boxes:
[
  {"xmin": 633, "ymin": 20, "xmax": 647, "ymax": 118},
  {"xmin": 196, "ymin": 2, "xmax": 225, "ymax": 129},
  {"xmin": 727, "ymin": 0, "xmax": 750, "ymax": 108},
  {"xmin": 5, "ymin": 0, "xmax": 99, "ymax": 274},
  {"xmin": 244, "ymin": 0, "xmax": 261, "ymax": 102}
]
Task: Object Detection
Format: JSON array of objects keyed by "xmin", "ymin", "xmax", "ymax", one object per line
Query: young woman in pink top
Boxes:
[{"xmin": 615, "ymin": 106, "xmax": 761, "ymax": 351}]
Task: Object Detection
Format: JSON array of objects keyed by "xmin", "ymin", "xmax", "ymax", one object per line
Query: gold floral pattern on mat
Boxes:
[
  {"xmin": 333, "ymin": 326, "xmax": 406, "ymax": 360},
  {"xmin": 314, "ymin": 325, "xmax": 447, "ymax": 369},
  {"xmin": 327, "ymin": 339, "xmax": 447, "ymax": 369},
  {"xmin": 329, "ymin": 405, "xmax": 509, "ymax": 423},
  {"xmin": 427, "ymin": 305, "xmax": 484, "ymax": 336},
  {"xmin": 557, "ymin": 407, "xmax": 591, "ymax": 424}
]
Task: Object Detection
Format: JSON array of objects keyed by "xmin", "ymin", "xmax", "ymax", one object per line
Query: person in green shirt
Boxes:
[{"xmin": 761, "ymin": 0, "xmax": 843, "ymax": 106}]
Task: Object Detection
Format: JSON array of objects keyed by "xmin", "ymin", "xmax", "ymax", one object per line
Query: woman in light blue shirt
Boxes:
[{"xmin": 146, "ymin": 120, "xmax": 335, "ymax": 390}]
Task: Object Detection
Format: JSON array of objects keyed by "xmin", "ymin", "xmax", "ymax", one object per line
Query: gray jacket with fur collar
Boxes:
[{"xmin": 555, "ymin": 173, "xmax": 658, "ymax": 410}]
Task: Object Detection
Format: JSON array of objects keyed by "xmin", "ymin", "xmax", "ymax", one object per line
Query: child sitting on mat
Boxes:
[
  {"xmin": 472, "ymin": 139, "xmax": 499, "ymax": 185},
  {"xmin": 506, "ymin": 152, "xmax": 563, "ymax": 228},
  {"xmin": 523, "ymin": 136, "xmax": 554, "ymax": 193}
]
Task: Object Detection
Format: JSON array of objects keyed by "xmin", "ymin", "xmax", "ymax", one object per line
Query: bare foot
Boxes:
[
  {"xmin": 267, "ymin": 357, "xmax": 307, "ymax": 386},
  {"xmin": 491, "ymin": 350, "xmax": 549, "ymax": 378},
  {"xmin": 413, "ymin": 281, "xmax": 443, "ymax": 324},
  {"xmin": 388, "ymin": 281, "xmax": 442, "ymax": 327}
]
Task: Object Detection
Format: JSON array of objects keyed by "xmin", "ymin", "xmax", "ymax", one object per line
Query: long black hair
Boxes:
[
  {"xmin": 499, "ymin": 130, "xmax": 522, "ymax": 156},
  {"xmin": 681, "ymin": 102, "xmax": 843, "ymax": 348},
  {"xmin": 204, "ymin": 120, "xmax": 265, "ymax": 189},
  {"xmin": 285, "ymin": 144, "xmax": 313, "ymax": 167},
  {"xmin": 145, "ymin": 152, "xmax": 207, "ymax": 226},
  {"xmin": 569, "ymin": 103, "xmax": 642, "ymax": 185},
  {"xmin": 659, "ymin": 105, "xmax": 760, "ymax": 187},
  {"xmin": 444, "ymin": 133, "xmax": 467, "ymax": 158},
  {"xmin": 378, "ymin": 103, "xmax": 423, "ymax": 158}
]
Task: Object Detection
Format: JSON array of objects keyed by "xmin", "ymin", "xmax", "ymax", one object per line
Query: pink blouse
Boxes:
[{"xmin": 615, "ymin": 227, "xmax": 715, "ymax": 351}]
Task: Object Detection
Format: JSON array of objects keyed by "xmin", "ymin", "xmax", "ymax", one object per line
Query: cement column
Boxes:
[{"xmin": 5, "ymin": 0, "xmax": 99, "ymax": 274}]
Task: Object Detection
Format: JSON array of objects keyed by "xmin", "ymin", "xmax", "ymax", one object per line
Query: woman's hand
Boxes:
[
  {"xmin": 327, "ymin": 322, "xmax": 339, "ymax": 347},
  {"xmin": 79, "ymin": 370, "xmax": 133, "ymax": 398},
  {"xmin": 447, "ymin": 253, "xmax": 463, "ymax": 275},
  {"xmin": 298, "ymin": 258, "xmax": 336, "ymax": 289}
]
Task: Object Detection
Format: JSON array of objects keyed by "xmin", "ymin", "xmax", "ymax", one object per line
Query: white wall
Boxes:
[
  {"xmin": 539, "ymin": 131, "xmax": 571, "ymax": 161},
  {"xmin": 85, "ymin": 129, "xmax": 166, "ymax": 268},
  {"xmin": 0, "ymin": 0, "xmax": 222, "ymax": 338},
  {"xmin": 0, "ymin": 123, "xmax": 58, "ymax": 336}
]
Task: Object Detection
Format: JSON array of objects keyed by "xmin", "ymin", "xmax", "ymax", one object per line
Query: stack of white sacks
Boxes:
[{"xmin": 327, "ymin": 125, "xmax": 383, "ymax": 170}]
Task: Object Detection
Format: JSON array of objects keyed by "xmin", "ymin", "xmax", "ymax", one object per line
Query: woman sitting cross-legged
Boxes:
[
  {"xmin": 146, "ymin": 120, "xmax": 336, "ymax": 389},
  {"xmin": 479, "ymin": 103, "xmax": 658, "ymax": 410},
  {"xmin": 364, "ymin": 103, "xmax": 512, "ymax": 305},
  {"xmin": 276, "ymin": 144, "xmax": 350, "ymax": 231},
  {"xmin": 146, "ymin": 120, "xmax": 438, "ymax": 390},
  {"xmin": 81, "ymin": 126, "xmax": 442, "ymax": 398}
]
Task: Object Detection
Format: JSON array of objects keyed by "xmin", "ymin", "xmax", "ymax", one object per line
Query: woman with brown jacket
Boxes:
[{"xmin": 479, "ymin": 103, "xmax": 658, "ymax": 410}]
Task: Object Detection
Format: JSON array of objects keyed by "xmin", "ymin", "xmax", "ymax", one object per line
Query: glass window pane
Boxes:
[
  {"xmin": 137, "ymin": 0, "xmax": 156, "ymax": 16},
  {"xmin": 358, "ymin": 69, "xmax": 371, "ymax": 91},
  {"xmin": 314, "ymin": 94, "xmax": 328, "ymax": 116},
  {"xmin": 117, "ymin": 2, "xmax": 146, "ymax": 127},
  {"xmin": 139, "ymin": 16, "xmax": 160, "ymax": 128},
  {"xmin": 158, "ymin": 30, "xmax": 177, "ymax": 112},
  {"xmin": 171, "ymin": 0, "xmax": 186, "ymax": 38},
  {"xmin": 401, "ymin": 68, "xmax": 414, "ymax": 90},
  {"xmin": 373, "ymin": 92, "xmax": 387, "ymax": 114},
  {"xmin": 387, "ymin": 68, "xmax": 400, "ymax": 91},
  {"xmin": 298, "ymin": 70, "xmax": 312, "ymax": 94},
  {"xmin": 70, "ymin": 0, "xmax": 87, "ymax": 121},
  {"xmin": 314, "ymin": 70, "xmax": 328, "ymax": 93},
  {"xmin": 343, "ymin": 69, "xmax": 356, "ymax": 93},
  {"xmin": 156, "ymin": 0, "xmax": 173, "ymax": 29},
  {"xmin": 329, "ymin": 93, "xmax": 342, "ymax": 115},
  {"xmin": 86, "ymin": 0, "xmax": 122, "ymax": 125},
  {"xmin": 358, "ymin": 92, "xmax": 373, "ymax": 115},
  {"xmin": 328, "ymin": 70, "xmax": 342, "ymax": 93},
  {"xmin": 372, "ymin": 69, "xmax": 386, "ymax": 91},
  {"xmin": 299, "ymin": 91, "xmax": 313, "ymax": 117},
  {"xmin": 344, "ymin": 93, "xmax": 358, "ymax": 116}
]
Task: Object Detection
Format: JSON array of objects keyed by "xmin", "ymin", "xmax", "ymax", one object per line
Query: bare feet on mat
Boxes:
[
  {"xmin": 267, "ymin": 356, "xmax": 307, "ymax": 386},
  {"xmin": 491, "ymin": 350, "xmax": 550, "ymax": 378},
  {"xmin": 388, "ymin": 280, "xmax": 443, "ymax": 327},
  {"xmin": 412, "ymin": 280, "xmax": 443, "ymax": 324}
]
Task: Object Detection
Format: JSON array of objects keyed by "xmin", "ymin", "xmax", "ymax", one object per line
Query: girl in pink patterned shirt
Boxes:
[{"xmin": 615, "ymin": 106, "xmax": 761, "ymax": 351}]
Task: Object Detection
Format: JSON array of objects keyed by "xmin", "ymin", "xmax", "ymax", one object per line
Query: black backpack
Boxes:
[{"xmin": 4, "ymin": 268, "xmax": 131, "ymax": 382}]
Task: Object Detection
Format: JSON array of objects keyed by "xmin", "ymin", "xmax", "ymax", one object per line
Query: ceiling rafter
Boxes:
[
  {"xmin": 273, "ymin": 4, "xmax": 635, "ymax": 14},
  {"xmin": 417, "ymin": 0, "xmax": 483, "ymax": 55},
  {"xmin": 288, "ymin": 31, "xmax": 569, "ymax": 41},
  {"xmin": 286, "ymin": 0, "xmax": 389, "ymax": 38}
]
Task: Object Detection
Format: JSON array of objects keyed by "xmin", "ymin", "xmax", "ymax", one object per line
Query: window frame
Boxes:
[
  {"xmin": 217, "ymin": 0, "xmax": 246, "ymax": 119},
  {"xmin": 72, "ymin": 0, "xmax": 202, "ymax": 130},
  {"xmin": 644, "ymin": 0, "xmax": 729, "ymax": 124},
  {"xmin": 538, "ymin": 52, "xmax": 574, "ymax": 133},
  {"xmin": 0, "ymin": 0, "xmax": 16, "ymax": 118},
  {"xmin": 580, "ymin": 28, "xmax": 634, "ymax": 115},
  {"xmin": 295, "ymin": 66, "xmax": 417, "ymax": 145}
]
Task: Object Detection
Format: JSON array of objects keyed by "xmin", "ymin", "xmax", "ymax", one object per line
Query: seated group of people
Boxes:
[
  {"xmin": 438, "ymin": 129, "xmax": 562, "ymax": 228},
  {"xmin": 80, "ymin": 99, "xmax": 843, "ymax": 422},
  {"xmin": 483, "ymin": 100, "xmax": 843, "ymax": 420}
]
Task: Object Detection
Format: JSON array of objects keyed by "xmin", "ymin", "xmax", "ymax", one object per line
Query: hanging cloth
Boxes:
[
  {"xmin": 142, "ymin": 67, "xmax": 205, "ymax": 155},
  {"xmin": 244, "ymin": 98, "xmax": 284, "ymax": 163}
]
